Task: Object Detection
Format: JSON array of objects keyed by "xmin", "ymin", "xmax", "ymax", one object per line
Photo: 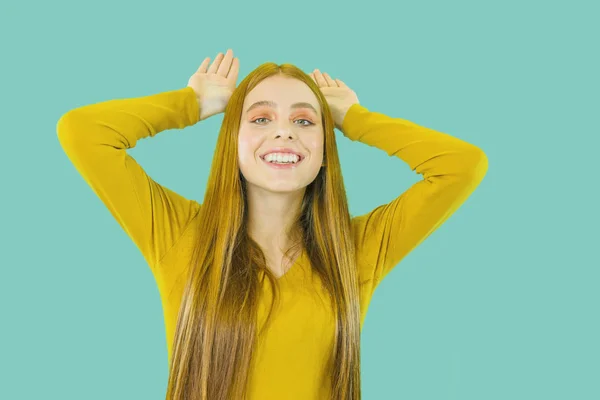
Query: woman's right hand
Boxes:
[{"xmin": 187, "ymin": 49, "xmax": 240, "ymax": 121}]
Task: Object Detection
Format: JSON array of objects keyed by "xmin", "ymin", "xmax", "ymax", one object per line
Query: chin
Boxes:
[
  {"xmin": 260, "ymin": 180, "xmax": 309, "ymax": 194},
  {"xmin": 241, "ymin": 166, "xmax": 320, "ymax": 195}
]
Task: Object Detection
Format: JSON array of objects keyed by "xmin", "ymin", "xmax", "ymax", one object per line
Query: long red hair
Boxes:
[{"xmin": 166, "ymin": 62, "xmax": 361, "ymax": 400}]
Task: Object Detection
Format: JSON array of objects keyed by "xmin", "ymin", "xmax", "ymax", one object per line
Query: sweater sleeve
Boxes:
[
  {"xmin": 343, "ymin": 103, "xmax": 488, "ymax": 287},
  {"xmin": 56, "ymin": 86, "xmax": 202, "ymax": 271}
]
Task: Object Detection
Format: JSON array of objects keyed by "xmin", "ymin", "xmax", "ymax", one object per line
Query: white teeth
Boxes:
[{"xmin": 264, "ymin": 152, "xmax": 300, "ymax": 164}]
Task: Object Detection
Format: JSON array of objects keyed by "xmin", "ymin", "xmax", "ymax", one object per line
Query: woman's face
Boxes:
[{"xmin": 238, "ymin": 75, "xmax": 324, "ymax": 194}]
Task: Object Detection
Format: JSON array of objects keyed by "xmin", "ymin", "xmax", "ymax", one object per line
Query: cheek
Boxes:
[
  {"xmin": 237, "ymin": 131, "xmax": 261, "ymax": 165},
  {"xmin": 304, "ymin": 133, "xmax": 325, "ymax": 158}
]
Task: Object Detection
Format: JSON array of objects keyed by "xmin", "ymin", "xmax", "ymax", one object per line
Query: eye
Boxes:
[
  {"xmin": 295, "ymin": 119, "xmax": 314, "ymax": 127},
  {"xmin": 250, "ymin": 118, "xmax": 314, "ymax": 127},
  {"xmin": 251, "ymin": 117, "xmax": 269, "ymax": 124}
]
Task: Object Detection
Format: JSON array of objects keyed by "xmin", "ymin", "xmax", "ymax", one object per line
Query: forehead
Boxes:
[{"xmin": 243, "ymin": 76, "xmax": 320, "ymax": 116}]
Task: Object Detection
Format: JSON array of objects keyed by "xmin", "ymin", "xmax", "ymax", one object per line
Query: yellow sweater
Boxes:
[{"xmin": 57, "ymin": 86, "xmax": 487, "ymax": 399}]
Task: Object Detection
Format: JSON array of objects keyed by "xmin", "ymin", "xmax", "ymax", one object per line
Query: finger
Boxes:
[
  {"xmin": 197, "ymin": 57, "xmax": 211, "ymax": 74},
  {"xmin": 323, "ymin": 72, "xmax": 338, "ymax": 87},
  {"xmin": 207, "ymin": 52, "xmax": 225, "ymax": 74},
  {"xmin": 313, "ymin": 69, "xmax": 327, "ymax": 87},
  {"xmin": 227, "ymin": 57, "xmax": 240, "ymax": 84},
  {"xmin": 217, "ymin": 49, "xmax": 234, "ymax": 77},
  {"xmin": 335, "ymin": 79, "xmax": 348, "ymax": 88}
]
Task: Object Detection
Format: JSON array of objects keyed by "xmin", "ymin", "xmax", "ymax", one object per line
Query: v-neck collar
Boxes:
[{"xmin": 277, "ymin": 248, "xmax": 306, "ymax": 281}]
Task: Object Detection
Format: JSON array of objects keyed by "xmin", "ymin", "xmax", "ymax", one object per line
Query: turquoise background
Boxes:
[{"xmin": 1, "ymin": 0, "xmax": 598, "ymax": 399}]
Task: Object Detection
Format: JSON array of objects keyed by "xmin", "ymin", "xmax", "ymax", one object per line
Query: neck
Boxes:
[{"xmin": 246, "ymin": 184, "xmax": 305, "ymax": 253}]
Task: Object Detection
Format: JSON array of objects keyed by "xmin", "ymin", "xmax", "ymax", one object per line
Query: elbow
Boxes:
[
  {"xmin": 461, "ymin": 147, "xmax": 488, "ymax": 183},
  {"xmin": 56, "ymin": 110, "xmax": 88, "ymax": 154},
  {"xmin": 56, "ymin": 110, "xmax": 78, "ymax": 138},
  {"xmin": 467, "ymin": 146, "xmax": 487, "ymax": 169},
  {"xmin": 56, "ymin": 109, "xmax": 87, "ymax": 148}
]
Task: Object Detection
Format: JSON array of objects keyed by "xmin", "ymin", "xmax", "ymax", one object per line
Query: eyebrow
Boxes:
[{"xmin": 245, "ymin": 100, "xmax": 319, "ymax": 116}]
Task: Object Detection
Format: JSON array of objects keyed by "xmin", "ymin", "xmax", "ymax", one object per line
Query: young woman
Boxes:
[{"xmin": 57, "ymin": 48, "xmax": 488, "ymax": 400}]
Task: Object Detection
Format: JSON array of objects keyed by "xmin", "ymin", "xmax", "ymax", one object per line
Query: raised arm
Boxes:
[
  {"xmin": 56, "ymin": 86, "xmax": 203, "ymax": 271},
  {"xmin": 57, "ymin": 49, "xmax": 240, "ymax": 272},
  {"xmin": 344, "ymin": 103, "xmax": 488, "ymax": 287}
]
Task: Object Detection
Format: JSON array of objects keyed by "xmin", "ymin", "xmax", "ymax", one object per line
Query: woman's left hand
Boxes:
[{"xmin": 310, "ymin": 69, "xmax": 360, "ymax": 132}]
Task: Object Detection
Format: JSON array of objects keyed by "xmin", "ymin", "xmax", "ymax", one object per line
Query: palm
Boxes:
[
  {"xmin": 320, "ymin": 86, "xmax": 356, "ymax": 105},
  {"xmin": 190, "ymin": 73, "xmax": 234, "ymax": 99},
  {"xmin": 187, "ymin": 49, "xmax": 240, "ymax": 120},
  {"xmin": 310, "ymin": 69, "xmax": 359, "ymax": 130}
]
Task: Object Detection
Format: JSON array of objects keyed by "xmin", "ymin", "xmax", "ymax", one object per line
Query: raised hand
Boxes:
[
  {"xmin": 310, "ymin": 69, "xmax": 360, "ymax": 131},
  {"xmin": 187, "ymin": 49, "xmax": 240, "ymax": 121}
]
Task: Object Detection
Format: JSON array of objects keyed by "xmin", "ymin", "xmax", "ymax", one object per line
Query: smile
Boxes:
[{"xmin": 260, "ymin": 154, "xmax": 305, "ymax": 169}]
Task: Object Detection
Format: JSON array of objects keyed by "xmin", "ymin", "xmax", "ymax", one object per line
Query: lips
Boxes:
[{"xmin": 259, "ymin": 147, "xmax": 305, "ymax": 161}]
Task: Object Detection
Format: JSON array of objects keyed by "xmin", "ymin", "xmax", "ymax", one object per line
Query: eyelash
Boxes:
[{"xmin": 251, "ymin": 117, "xmax": 314, "ymax": 127}]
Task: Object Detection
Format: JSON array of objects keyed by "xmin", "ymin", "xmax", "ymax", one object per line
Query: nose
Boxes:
[{"xmin": 273, "ymin": 124, "xmax": 298, "ymax": 140}]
